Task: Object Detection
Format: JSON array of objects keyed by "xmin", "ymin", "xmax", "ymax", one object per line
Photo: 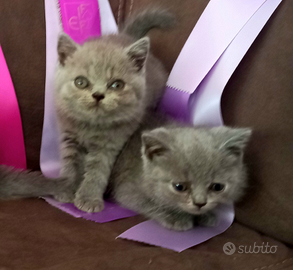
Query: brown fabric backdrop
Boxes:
[{"xmin": 0, "ymin": 0, "xmax": 292, "ymax": 246}]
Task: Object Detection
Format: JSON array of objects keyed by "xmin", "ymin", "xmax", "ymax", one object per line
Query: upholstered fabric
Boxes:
[
  {"xmin": 0, "ymin": 0, "xmax": 292, "ymax": 268},
  {"xmin": 0, "ymin": 198, "xmax": 293, "ymax": 270}
]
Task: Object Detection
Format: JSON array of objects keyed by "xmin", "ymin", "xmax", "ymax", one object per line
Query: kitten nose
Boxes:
[
  {"xmin": 195, "ymin": 203, "xmax": 206, "ymax": 209},
  {"xmin": 92, "ymin": 93, "xmax": 105, "ymax": 102}
]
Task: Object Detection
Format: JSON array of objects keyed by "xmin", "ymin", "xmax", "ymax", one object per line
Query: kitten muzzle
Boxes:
[{"xmin": 92, "ymin": 93, "xmax": 105, "ymax": 102}]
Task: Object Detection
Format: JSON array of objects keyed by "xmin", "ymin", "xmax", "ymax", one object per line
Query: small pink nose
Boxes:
[
  {"xmin": 92, "ymin": 93, "xmax": 105, "ymax": 102},
  {"xmin": 195, "ymin": 203, "xmax": 206, "ymax": 209}
]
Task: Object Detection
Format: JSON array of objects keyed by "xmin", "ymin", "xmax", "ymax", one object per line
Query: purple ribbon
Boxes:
[
  {"xmin": 118, "ymin": 203, "xmax": 234, "ymax": 252},
  {"xmin": 159, "ymin": 86, "xmax": 190, "ymax": 121},
  {"xmin": 45, "ymin": 197, "xmax": 136, "ymax": 222}
]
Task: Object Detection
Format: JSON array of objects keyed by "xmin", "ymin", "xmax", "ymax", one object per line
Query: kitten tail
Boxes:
[
  {"xmin": 121, "ymin": 9, "xmax": 175, "ymax": 39},
  {"xmin": 0, "ymin": 165, "xmax": 68, "ymax": 200}
]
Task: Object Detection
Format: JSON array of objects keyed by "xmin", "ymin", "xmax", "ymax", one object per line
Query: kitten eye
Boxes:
[
  {"xmin": 108, "ymin": 80, "xmax": 125, "ymax": 90},
  {"xmin": 172, "ymin": 183, "xmax": 187, "ymax": 192},
  {"xmin": 209, "ymin": 183, "xmax": 225, "ymax": 192},
  {"xmin": 74, "ymin": 76, "xmax": 89, "ymax": 89}
]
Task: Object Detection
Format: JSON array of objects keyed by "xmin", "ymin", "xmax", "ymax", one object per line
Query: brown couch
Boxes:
[{"xmin": 1, "ymin": 0, "xmax": 293, "ymax": 269}]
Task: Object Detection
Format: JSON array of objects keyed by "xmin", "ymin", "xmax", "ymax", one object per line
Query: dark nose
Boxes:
[
  {"xmin": 195, "ymin": 203, "xmax": 207, "ymax": 209},
  {"xmin": 92, "ymin": 93, "xmax": 105, "ymax": 102}
]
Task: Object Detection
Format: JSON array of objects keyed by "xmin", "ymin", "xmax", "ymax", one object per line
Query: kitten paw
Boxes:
[
  {"xmin": 74, "ymin": 197, "xmax": 104, "ymax": 213},
  {"xmin": 159, "ymin": 219, "xmax": 193, "ymax": 231}
]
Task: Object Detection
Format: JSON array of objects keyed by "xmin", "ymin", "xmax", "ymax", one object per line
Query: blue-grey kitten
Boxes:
[
  {"xmin": 110, "ymin": 114, "xmax": 252, "ymax": 231},
  {"xmin": 54, "ymin": 10, "xmax": 174, "ymax": 212}
]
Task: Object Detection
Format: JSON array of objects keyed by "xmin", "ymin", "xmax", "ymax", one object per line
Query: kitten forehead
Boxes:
[
  {"xmin": 151, "ymin": 126, "xmax": 250, "ymax": 183},
  {"xmin": 164, "ymin": 126, "xmax": 251, "ymax": 151},
  {"xmin": 64, "ymin": 35, "xmax": 137, "ymax": 76}
]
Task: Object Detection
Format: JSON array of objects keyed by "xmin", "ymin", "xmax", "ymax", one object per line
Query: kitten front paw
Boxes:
[
  {"xmin": 159, "ymin": 218, "xmax": 193, "ymax": 231},
  {"xmin": 74, "ymin": 197, "xmax": 104, "ymax": 213}
]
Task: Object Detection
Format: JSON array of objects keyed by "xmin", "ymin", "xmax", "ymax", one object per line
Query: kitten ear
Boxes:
[
  {"xmin": 219, "ymin": 128, "xmax": 252, "ymax": 157},
  {"xmin": 57, "ymin": 34, "xmax": 77, "ymax": 66},
  {"xmin": 142, "ymin": 128, "xmax": 169, "ymax": 160},
  {"xmin": 125, "ymin": 37, "xmax": 150, "ymax": 71}
]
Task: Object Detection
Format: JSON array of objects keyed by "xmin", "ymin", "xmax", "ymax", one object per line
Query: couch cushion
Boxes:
[
  {"xmin": 0, "ymin": 0, "xmax": 293, "ymax": 246},
  {"xmin": 0, "ymin": 199, "xmax": 292, "ymax": 270}
]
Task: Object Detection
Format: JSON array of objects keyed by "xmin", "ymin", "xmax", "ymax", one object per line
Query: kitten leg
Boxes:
[
  {"xmin": 74, "ymin": 149, "xmax": 117, "ymax": 212},
  {"xmin": 55, "ymin": 133, "xmax": 82, "ymax": 203}
]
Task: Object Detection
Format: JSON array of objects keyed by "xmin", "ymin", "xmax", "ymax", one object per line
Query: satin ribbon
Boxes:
[
  {"xmin": 190, "ymin": 0, "xmax": 283, "ymax": 126},
  {"xmin": 59, "ymin": 0, "xmax": 101, "ymax": 43},
  {"xmin": 118, "ymin": 203, "xmax": 234, "ymax": 252},
  {"xmin": 0, "ymin": 45, "xmax": 26, "ymax": 169},
  {"xmin": 160, "ymin": 0, "xmax": 267, "ymax": 121}
]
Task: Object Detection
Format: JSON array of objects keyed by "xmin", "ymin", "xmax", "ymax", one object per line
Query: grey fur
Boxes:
[
  {"xmin": 110, "ymin": 113, "xmax": 252, "ymax": 231},
  {"xmin": 121, "ymin": 9, "xmax": 176, "ymax": 39},
  {"xmin": 0, "ymin": 165, "xmax": 68, "ymax": 199},
  {"xmin": 55, "ymin": 10, "xmax": 173, "ymax": 212}
]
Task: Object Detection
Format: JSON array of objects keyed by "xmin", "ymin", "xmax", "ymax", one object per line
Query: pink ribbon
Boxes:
[
  {"xmin": 59, "ymin": 0, "xmax": 101, "ymax": 44},
  {"xmin": 0, "ymin": 45, "xmax": 26, "ymax": 169}
]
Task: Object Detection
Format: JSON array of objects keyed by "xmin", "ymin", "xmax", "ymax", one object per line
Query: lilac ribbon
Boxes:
[
  {"xmin": 190, "ymin": 0, "xmax": 283, "ymax": 126},
  {"xmin": 45, "ymin": 197, "xmax": 136, "ymax": 222},
  {"xmin": 159, "ymin": 0, "xmax": 268, "ymax": 121},
  {"xmin": 0, "ymin": 45, "xmax": 26, "ymax": 169},
  {"xmin": 118, "ymin": 203, "xmax": 234, "ymax": 252},
  {"xmin": 41, "ymin": 0, "xmax": 63, "ymax": 179}
]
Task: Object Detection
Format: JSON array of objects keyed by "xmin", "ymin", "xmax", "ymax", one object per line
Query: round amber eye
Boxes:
[
  {"xmin": 172, "ymin": 183, "xmax": 187, "ymax": 192},
  {"xmin": 209, "ymin": 183, "xmax": 225, "ymax": 192},
  {"xmin": 74, "ymin": 76, "xmax": 89, "ymax": 89},
  {"xmin": 108, "ymin": 80, "xmax": 125, "ymax": 90}
]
